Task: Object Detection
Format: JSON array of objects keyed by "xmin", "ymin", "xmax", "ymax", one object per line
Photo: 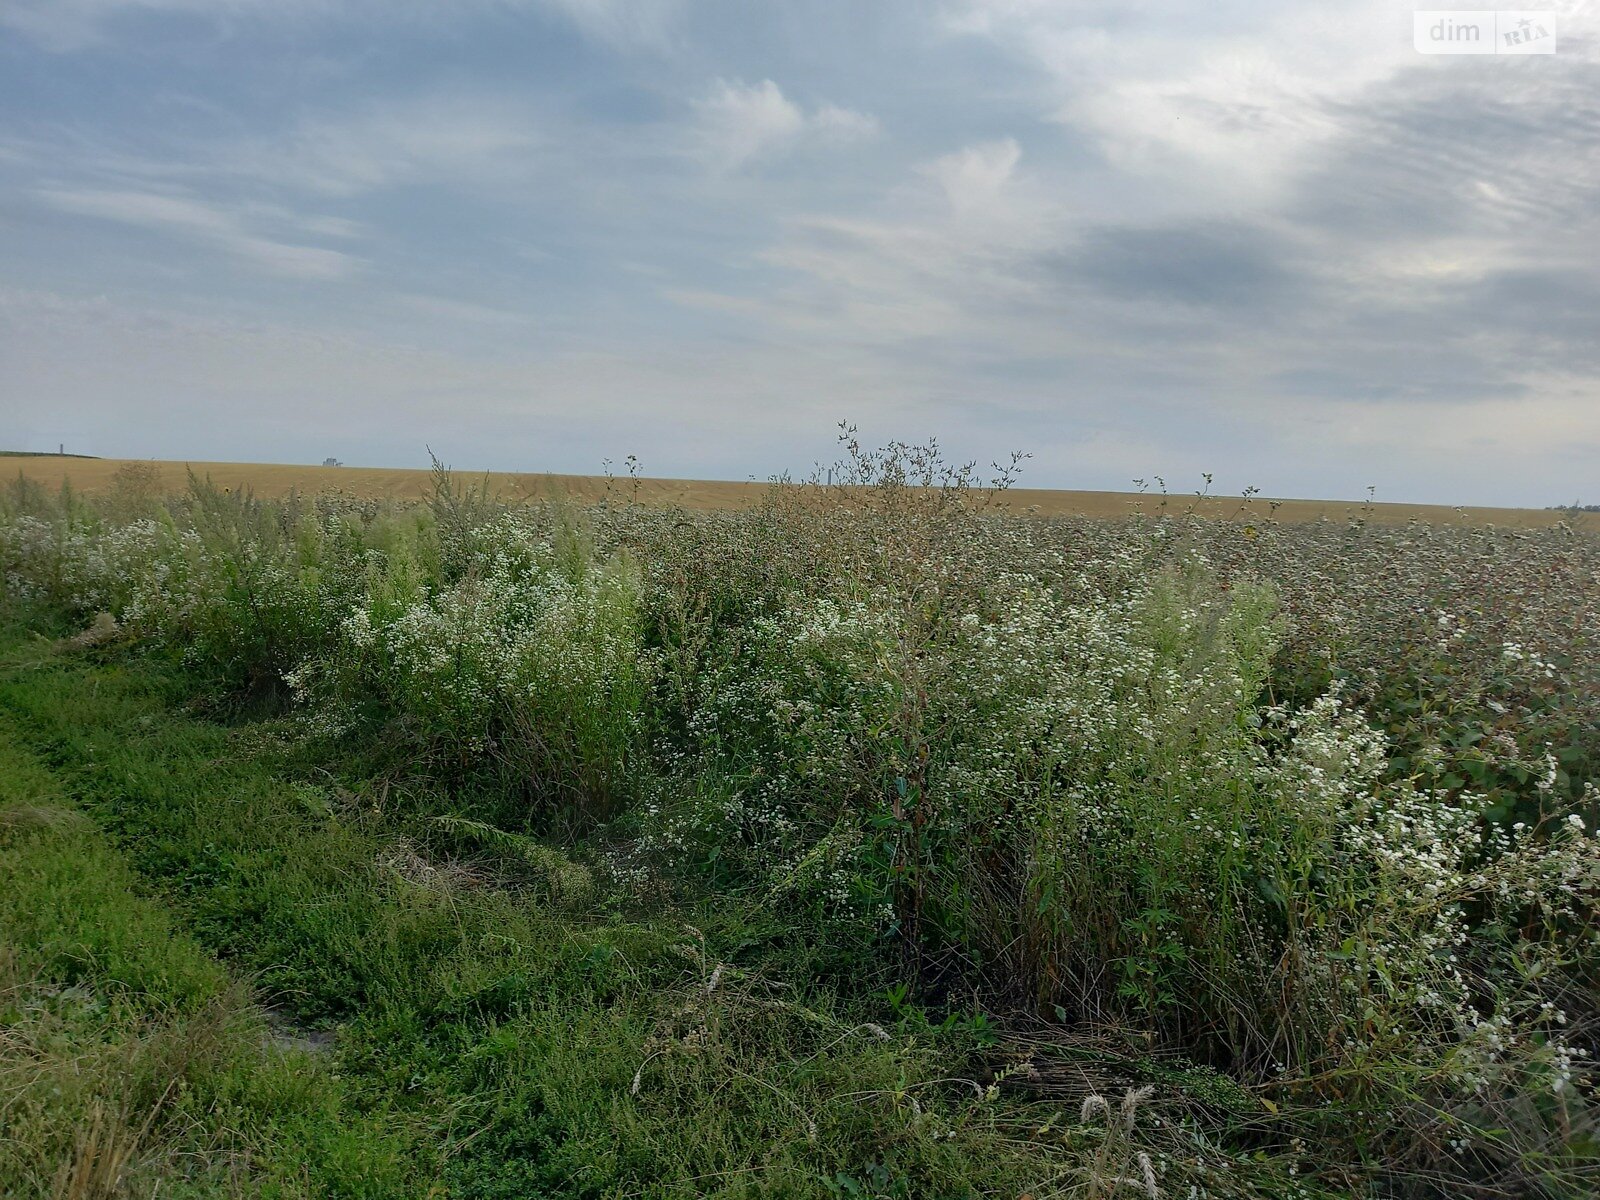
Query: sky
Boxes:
[{"xmin": 1, "ymin": 1, "xmax": 1597, "ymax": 505}]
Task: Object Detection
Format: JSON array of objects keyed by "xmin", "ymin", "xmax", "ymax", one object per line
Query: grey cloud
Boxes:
[
  {"xmin": 1293, "ymin": 58, "xmax": 1600, "ymax": 240},
  {"xmin": 1461, "ymin": 268, "xmax": 1600, "ymax": 353},
  {"xmin": 1058, "ymin": 221, "xmax": 1302, "ymax": 311}
]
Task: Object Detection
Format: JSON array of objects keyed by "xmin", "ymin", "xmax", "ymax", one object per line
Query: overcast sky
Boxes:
[{"xmin": 1, "ymin": 1, "xmax": 1596, "ymax": 504}]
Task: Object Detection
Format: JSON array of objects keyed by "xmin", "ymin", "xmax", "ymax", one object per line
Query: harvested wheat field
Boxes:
[{"xmin": 5, "ymin": 453, "xmax": 1590, "ymax": 529}]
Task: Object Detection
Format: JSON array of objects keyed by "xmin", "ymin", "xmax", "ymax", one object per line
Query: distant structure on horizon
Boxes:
[{"xmin": 322, "ymin": 457, "xmax": 343, "ymax": 467}]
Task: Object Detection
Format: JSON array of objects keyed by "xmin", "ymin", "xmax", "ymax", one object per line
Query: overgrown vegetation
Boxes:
[
  {"xmin": 0, "ymin": 714, "xmax": 412, "ymax": 1197},
  {"xmin": 2, "ymin": 432, "xmax": 1596, "ymax": 1198}
]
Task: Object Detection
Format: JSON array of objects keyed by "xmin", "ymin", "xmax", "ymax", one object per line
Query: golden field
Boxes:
[{"xmin": 4, "ymin": 454, "xmax": 1593, "ymax": 529}]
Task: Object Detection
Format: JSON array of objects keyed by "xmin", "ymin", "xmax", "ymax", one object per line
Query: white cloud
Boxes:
[
  {"xmin": 225, "ymin": 95, "xmax": 542, "ymax": 197},
  {"xmin": 694, "ymin": 80, "xmax": 806, "ymax": 167},
  {"xmin": 298, "ymin": 214, "xmax": 366, "ymax": 239},
  {"xmin": 682, "ymin": 136, "xmax": 1061, "ymax": 348},
  {"xmin": 812, "ymin": 103, "xmax": 882, "ymax": 142},
  {"xmin": 35, "ymin": 187, "xmax": 357, "ymax": 279},
  {"xmin": 944, "ymin": 1, "xmax": 1456, "ymax": 212},
  {"xmin": 692, "ymin": 80, "xmax": 878, "ymax": 170},
  {"xmin": 922, "ymin": 137, "xmax": 1021, "ymax": 216},
  {"xmin": 535, "ymin": 0, "xmax": 680, "ymax": 48}
]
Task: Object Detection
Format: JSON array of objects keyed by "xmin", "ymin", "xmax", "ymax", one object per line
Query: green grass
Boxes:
[
  {"xmin": 0, "ymin": 705, "xmax": 411, "ymax": 1197},
  {"xmin": 2, "ymin": 628, "xmax": 1193, "ymax": 1199}
]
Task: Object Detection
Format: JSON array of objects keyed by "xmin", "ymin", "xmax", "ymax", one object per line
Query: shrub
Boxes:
[{"xmin": 289, "ymin": 513, "xmax": 649, "ymax": 819}]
